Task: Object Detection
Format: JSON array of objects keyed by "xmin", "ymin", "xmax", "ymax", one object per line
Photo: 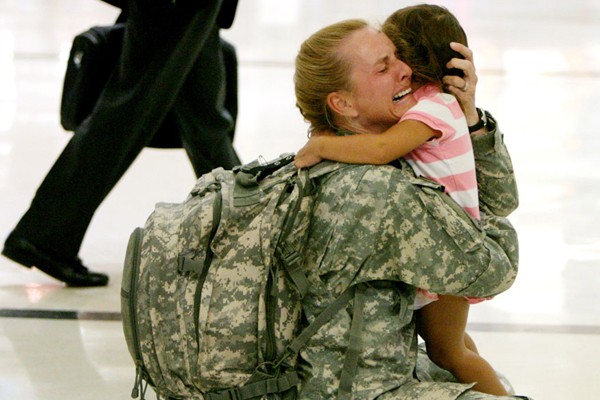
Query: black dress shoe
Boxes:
[{"xmin": 2, "ymin": 237, "xmax": 109, "ymax": 287}]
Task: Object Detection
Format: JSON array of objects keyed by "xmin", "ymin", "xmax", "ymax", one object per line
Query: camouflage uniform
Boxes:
[{"xmin": 297, "ymin": 113, "xmax": 526, "ymax": 399}]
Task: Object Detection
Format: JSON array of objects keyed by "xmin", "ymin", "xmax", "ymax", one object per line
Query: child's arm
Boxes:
[{"xmin": 294, "ymin": 120, "xmax": 440, "ymax": 168}]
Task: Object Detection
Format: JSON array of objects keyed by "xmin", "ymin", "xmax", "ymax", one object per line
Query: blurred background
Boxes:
[{"xmin": 1, "ymin": 0, "xmax": 599, "ymax": 399}]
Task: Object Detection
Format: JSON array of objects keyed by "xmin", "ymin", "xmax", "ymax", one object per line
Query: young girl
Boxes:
[{"xmin": 294, "ymin": 5, "xmax": 509, "ymax": 396}]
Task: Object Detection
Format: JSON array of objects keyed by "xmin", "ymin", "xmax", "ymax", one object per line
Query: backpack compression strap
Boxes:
[
  {"xmin": 203, "ymin": 371, "xmax": 300, "ymax": 400},
  {"xmin": 276, "ymin": 161, "xmax": 344, "ymax": 297}
]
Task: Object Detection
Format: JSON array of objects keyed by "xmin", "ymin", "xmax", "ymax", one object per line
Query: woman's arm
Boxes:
[
  {"xmin": 294, "ymin": 120, "xmax": 438, "ymax": 168},
  {"xmin": 343, "ymin": 164, "xmax": 518, "ymax": 299},
  {"xmin": 471, "ymin": 112, "xmax": 519, "ymax": 216}
]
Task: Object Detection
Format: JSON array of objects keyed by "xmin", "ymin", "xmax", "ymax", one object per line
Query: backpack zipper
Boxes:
[
  {"xmin": 264, "ymin": 264, "xmax": 278, "ymax": 365},
  {"xmin": 126, "ymin": 228, "xmax": 150, "ymax": 398}
]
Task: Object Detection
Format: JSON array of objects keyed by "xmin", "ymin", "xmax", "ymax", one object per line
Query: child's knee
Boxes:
[{"xmin": 426, "ymin": 344, "xmax": 465, "ymax": 372}]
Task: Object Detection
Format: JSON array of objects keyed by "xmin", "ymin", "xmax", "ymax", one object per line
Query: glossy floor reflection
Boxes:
[{"xmin": 1, "ymin": 0, "xmax": 599, "ymax": 399}]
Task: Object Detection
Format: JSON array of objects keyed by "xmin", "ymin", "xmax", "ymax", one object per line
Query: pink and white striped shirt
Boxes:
[{"xmin": 401, "ymin": 84, "xmax": 480, "ymax": 220}]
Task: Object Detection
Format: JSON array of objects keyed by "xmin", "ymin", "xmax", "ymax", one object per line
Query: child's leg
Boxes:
[
  {"xmin": 463, "ymin": 331, "xmax": 479, "ymax": 354},
  {"xmin": 417, "ymin": 295, "xmax": 508, "ymax": 396}
]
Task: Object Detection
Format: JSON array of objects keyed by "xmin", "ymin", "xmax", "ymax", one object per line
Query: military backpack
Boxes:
[{"xmin": 121, "ymin": 155, "xmax": 353, "ymax": 399}]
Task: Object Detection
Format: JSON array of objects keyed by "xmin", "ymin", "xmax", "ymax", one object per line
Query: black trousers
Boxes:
[{"xmin": 8, "ymin": 0, "xmax": 240, "ymax": 258}]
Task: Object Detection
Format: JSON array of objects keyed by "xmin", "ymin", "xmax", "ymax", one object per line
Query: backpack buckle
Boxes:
[{"xmin": 177, "ymin": 253, "xmax": 204, "ymax": 275}]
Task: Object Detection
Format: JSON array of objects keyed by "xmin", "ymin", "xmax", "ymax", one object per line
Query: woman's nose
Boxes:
[{"xmin": 393, "ymin": 59, "xmax": 412, "ymax": 83}]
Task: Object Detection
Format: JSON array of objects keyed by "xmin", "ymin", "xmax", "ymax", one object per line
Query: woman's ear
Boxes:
[{"xmin": 327, "ymin": 91, "xmax": 358, "ymax": 118}]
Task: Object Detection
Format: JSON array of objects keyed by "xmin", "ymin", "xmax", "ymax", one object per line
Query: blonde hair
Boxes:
[{"xmin": 294, "ymin": 19, "xmax": 368, "ymax": 133}]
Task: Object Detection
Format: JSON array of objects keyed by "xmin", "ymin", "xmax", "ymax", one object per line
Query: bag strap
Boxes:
[
  {"xmin": 276, "ymin": 161, "xmax": 343, "ymax": 297},
  {"xmin": 274, "ymin": 285, "xmax": 362, "ymax": 399},
  {"xmin": 286, "ymin": 285, "xmax": 356, "ymax": 356},
  {"xmin": 212, "ymin": 285, "xmax": 359, "ymax": 400},
  {"xmin": 306, "ymin": 160, "xmax": 343, "ymax": 180},
  {"xmin": 203, "ymin": 371, "xmax": 301, "ymax": 400},
  {"xmin": 336, "ymin": 283, "xmax": 367, "ymax": 399},
  {"xmin": 274, "ymin": 170, "xmax": 310, "ymax": 296},
  {"xmin": 283, "ymin": 283, "xmax": 367, "ymax": 400}
]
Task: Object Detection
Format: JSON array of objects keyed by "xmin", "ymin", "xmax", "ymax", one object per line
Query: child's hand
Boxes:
[{"xmin": 294, "ymin": 138, "xmax": 323, "ymax": 169}]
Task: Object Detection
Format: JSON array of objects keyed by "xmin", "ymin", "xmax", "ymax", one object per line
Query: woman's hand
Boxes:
[
  {"xmin": 443, "ymin": 42, "xmax": 479, "ymax": 127},
  {"xmin": 294, "ymin": 137, "xmax": 324, "ymax": 169}
]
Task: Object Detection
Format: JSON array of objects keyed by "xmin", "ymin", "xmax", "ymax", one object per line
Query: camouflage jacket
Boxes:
[{"xmin": 297, "ymin": 114, "xmax": 524, "ymax": 399}]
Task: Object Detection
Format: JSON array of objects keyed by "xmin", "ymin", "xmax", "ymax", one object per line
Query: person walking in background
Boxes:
[{"xmin": 2, "ymin": 0, "xmax": 241, "ymax": 287}]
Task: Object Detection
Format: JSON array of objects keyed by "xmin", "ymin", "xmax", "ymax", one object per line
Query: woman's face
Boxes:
[{"xmin": 338, "ymin": 27, "xmax": 415, "ymax": 134}]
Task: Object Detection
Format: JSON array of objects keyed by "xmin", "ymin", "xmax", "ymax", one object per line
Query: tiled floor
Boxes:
[{"xmin": 1, "ymin": 0, "xmax": 599, "ymax": 399}]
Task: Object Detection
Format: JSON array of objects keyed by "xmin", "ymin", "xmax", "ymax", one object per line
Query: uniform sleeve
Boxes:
[
  {"xmin": 471, "ymin": 112, "xmax": 519, "ymax": 217},
  {"xmin": 358, "ymin": 165, "xmax": 518, "ymax": 299}
]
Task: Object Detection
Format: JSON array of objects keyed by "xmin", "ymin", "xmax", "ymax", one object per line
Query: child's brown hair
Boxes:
[{"xmin": 382, "ymin": 4, "xmax": 468, "ymax": 87}]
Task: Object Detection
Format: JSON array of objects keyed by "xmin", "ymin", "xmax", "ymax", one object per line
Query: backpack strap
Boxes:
[
  {"xmin": 274, "ymin": 169, "xmax": 310, "ymax": 297},
  {"xmin": 203, "ymin": 371, "xmax": 301, "ymax": 400},
  {"xmin": 286, "ymin": 284, "xmax": 356, "ymax": 356},
  {"xmin": 220, "ymin": 285, "xmax": 356, "ymax": 400},
  {"xmin": 283, "ymin": 283, "xmax": 368, "ymax": 400},
  {"xmin": 306, "ymin": 160, "xmax": 343, "ymax": 179},
  {"xmin": 276, "ymin": 161, "xmax": 343, "ymax": 297},
  {"xmin": 337, "ymin": 283, "xmax": 367, "ymax": 400},
  {"xmin": 275, "ymin": 241, "xmax": 309, "ymax": 297},
  {"xmin": 268, "ymin": 283, "xmax": 365, "ymax": 399}
]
